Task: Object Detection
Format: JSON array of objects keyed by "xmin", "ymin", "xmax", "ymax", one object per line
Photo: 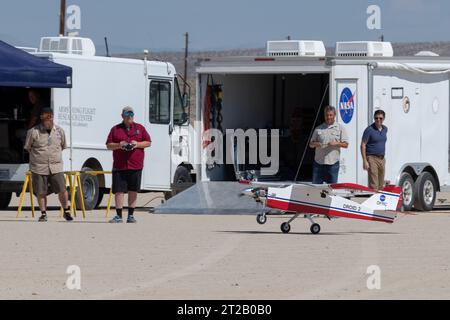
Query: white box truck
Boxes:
[
  {"xmin": 0, "ymin": 36, "xmax": 196, "ymax": 210},
  {"xmin": 195, "ymin": 40, "xmax": 450, "ymax": 211}
]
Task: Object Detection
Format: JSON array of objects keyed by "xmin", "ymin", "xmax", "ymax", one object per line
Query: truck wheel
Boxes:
[
  {"xmin": 414, "ymin": 172, "xmax": 437, "ymax": 212},
  {"xmin": 76, "ymin": 167, "xmax": 100, "ymax": 211},
  {"xmin": 0, "ymin": 192, "xmax": 12, "ymax": 210},
  {"xmin": 171, "ymin": 166, "xmax": 192, "ymax": 197},
  {"xmin": 399, "ymin": 172, "xmax": 415, "ymax": 211}
]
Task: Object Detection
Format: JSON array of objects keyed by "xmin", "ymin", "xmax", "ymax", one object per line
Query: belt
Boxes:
[{"xmin": 368, "ymin": 154, "xmax": 385, "ymax": 160}]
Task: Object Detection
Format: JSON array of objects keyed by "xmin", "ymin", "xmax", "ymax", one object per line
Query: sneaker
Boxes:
[
  {"xmin": 109, "ymin": 215, "xmax": 123, "ymax": 223},
  {"xmin": 63, "ymin": 212, "xmax": 74, "ymax": 222},
  {"xmin": 38, "ymin": 215, "xmax": 47, "ymax": 222},
  {"xmin": 127, "ymin": 216, "xmax": 137, "ymax": 224}
]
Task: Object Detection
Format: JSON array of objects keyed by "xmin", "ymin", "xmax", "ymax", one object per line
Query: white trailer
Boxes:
[
  {"xmin": 0, "ymin": 36, "xmax": 195, "ymax": 209},
  {"xmin": 195, "ymin": 40, "xmax": 450, "ymax": 211}
]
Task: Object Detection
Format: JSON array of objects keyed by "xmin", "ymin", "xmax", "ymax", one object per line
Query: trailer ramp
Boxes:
[{"xmin": 154, "ymin": 182, "xmax": 263, "ymax": 215}]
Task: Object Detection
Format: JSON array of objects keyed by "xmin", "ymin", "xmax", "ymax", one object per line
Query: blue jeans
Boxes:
[{"xmin": 312, "ymin": 161, "xmax": 340, "ymax": 184}]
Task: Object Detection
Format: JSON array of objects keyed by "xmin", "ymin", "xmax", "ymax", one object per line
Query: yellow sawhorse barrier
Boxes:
[
  {"xmin": 17, "ymin": 172, "xmax": 36, "ymax": 218},
  {"xmin": 64, "ymin": 171, "xmax": 114, "ymax": 218},
  {"xmin": 17, "ymin": 171, "xmax": 114, "ymax": 219}
]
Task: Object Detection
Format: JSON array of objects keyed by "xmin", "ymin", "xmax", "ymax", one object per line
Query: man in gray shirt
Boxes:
[{"xmin": 309, "ymin": 106, "xmax": 349, "ymax": 184}]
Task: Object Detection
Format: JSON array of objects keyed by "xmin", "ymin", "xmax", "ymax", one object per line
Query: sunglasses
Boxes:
[{"xmin": 123, "ymin": 112, "xmax": 134, "ymax": 118}]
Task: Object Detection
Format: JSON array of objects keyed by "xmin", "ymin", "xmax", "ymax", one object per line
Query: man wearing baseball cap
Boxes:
[
  {"xmin": 106, "ymin": 106, "xmax": 151, "ymax": 223},
  {"xmin": 24, "ymin": 108, "xmax": 72, "ymax": 222}
]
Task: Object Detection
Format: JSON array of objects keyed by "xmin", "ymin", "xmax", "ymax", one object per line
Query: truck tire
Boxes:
[
  {"xmin": 398, "ymin": 172, "xmax": 415, "ymax": 211},
  {"xmin": 414, "ymin": 172, "xmax": 437, "ymax": 212},
  {"xmin": 76, "ymin": 167, "xmax": 100, "ymax": 211},
  {"xmin": 171, "ymin": 166, "xmax": 192, "ymax": 197},
  {"xmin": 0, "ymin": 192, "xmax": 12, "ymax": 210}
]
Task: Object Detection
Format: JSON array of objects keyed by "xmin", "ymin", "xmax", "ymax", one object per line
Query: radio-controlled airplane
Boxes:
[{"xmin": 240, "ymin": 181, "xmax": 403, "ymax": 234}]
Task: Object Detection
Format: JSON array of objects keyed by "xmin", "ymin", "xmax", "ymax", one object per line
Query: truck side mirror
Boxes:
[
  {"xmin": 183, "ymin": 93, "xmax": 190, "ymax": 109},
  {"xmin": 182, "ymin": 112, "xmax": 188, "ymax": 124}
]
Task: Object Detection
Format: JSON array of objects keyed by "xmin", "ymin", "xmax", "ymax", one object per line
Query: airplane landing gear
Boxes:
[
  {"xmin": 310, "ymin": 223, "xmax": 321, "ymax": 235},
  {"xmin": 279, "ymin": 213, "xmax": 300, "ymax": 234},
  {"xmin": 256, "ymin": 213, "xmax": 267, "ymax": 225},
  {"xmin": 307, "ymin": 215, "xmax": 321, "ymax": 235},
  {"xmin": 256, "ymin": 212, "xmax": 322, "ymax": 235},
  {"xmin": 281, "ymin": 222, "xmax": 291, "ymax": 234}
]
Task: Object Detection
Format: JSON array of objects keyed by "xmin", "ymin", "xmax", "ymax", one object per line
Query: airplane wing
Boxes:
[
  {"xmin": 240, "ymin": 180, "xmax": 337, "ymax": 190},
  {"xmin": 239, "ymin": 180, "xmax": 294, "ymax": 188}
]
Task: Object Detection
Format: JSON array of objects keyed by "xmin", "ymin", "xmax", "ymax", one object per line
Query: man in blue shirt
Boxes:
[{"xmin": 361, "ymin": 110, "xmax": 388, "ymax": 190}]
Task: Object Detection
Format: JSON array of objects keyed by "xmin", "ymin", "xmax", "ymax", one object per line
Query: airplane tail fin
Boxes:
[{"xmin": 362, "ymin": 186, "xmax": 403, "ymax": 212}]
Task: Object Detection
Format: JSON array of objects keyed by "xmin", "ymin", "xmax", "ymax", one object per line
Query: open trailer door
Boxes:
[{"xmin": 332, "ymin": 63, "xmax": 369, "ymax": 185}]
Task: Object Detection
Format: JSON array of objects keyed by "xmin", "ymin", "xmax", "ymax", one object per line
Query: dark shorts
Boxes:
[
  {"xmin": 32, "ymin": 172, "xmax": 67, "ymax": 196},
  {"xmin": 112, "ymin": 170, "xmax": 142, "ymax": 194}
]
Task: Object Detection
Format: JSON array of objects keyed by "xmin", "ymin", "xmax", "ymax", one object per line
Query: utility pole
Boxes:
[
  {"xmin": 183, "ymin": 32, "xmax": 189, "ymax": 95},
  {"xmin": 59, "ymin": 0, "xmax": 66, "ymax": 36}
]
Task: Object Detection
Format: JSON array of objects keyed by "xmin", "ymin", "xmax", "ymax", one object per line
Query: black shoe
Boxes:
[
  {"xmin": 63, "ymin": 212, "xmax": 74, "ymax": 222},
  {"xmin": 38, "ymin": 215, "xmax": 47, "ymax": 222},
  {"xmin": 127, "ymin": 215, "xmax": 137, "ymax": 224}
]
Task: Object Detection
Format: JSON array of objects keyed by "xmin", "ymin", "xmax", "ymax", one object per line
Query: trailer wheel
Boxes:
[
  {"xmin": 399, "ymin": 172, "xmax": 415, "ymax": 211},
  {"xmin": 0, "ymin": 192, "xmax": 12, "ymax": 210},
  {"xmin": 76, "ymin": 167, "xmax": 100, "ymax": 211},
  {"xmin": 414, "ymin": 172, "xmax": 437, "ymax": 212}
]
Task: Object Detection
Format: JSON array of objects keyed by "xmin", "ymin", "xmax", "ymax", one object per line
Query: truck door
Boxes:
[
  {"xmin": 171, "ymin": 77, "xmax": 190, "ymax": 168},
  {"xmin": 143, "ymin": 79, "xmax": 173, "ymax": 190}
]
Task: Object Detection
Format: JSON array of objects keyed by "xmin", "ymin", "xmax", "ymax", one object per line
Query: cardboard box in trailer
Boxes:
[
  {"xmin": 195, "ymin": 40, "xmax": 450, "ymax": 211},
  {"xmin": 0, "ymin": 36, "xmax": 196, "ymax": 210}
]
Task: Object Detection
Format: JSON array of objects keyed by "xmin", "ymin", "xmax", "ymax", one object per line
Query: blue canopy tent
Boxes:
[
  {"xmin": 0, "ymin": 39, "xmax": 75, "ymax": 169},
  {"xmin": 0, "ymin": 40, "xmax": 72, "ymax": 88}
]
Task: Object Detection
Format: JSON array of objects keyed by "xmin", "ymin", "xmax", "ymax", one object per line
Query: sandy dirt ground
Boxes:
[{"xmin": 1, "ymin": 193, "xmax": 450, "ymax": 300}]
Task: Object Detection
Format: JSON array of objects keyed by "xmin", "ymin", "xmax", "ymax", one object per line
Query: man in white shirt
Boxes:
[{"xmin": 309, "ymin": 106, "xmax": 349, "ymax": 184}]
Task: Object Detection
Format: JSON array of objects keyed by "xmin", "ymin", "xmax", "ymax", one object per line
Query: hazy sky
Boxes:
[{"xmin": 0, "ymin": 0, "xmax": 449, "ymax": 53}]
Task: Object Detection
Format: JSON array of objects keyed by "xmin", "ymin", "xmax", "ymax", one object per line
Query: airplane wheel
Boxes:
[
  {"xmin": 310, "ymin": 223, "xmax": 321, "ymax": 235},
  {"xmin": 281, "ymin": 222, "xmax": 291, "ymax": 234},
  {"xmin": 256, "ymin": 214, "xmax": 267, "ymax": 225}
]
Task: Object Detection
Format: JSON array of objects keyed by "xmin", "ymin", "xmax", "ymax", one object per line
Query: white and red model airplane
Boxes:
[{"xmin": 240, "ymin": 181, "xmax": 403, "ymax": 234}]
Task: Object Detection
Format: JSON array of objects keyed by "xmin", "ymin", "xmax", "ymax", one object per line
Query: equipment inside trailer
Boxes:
[
  {"xmin": 203, "ymin": 73, "xmax": 330, "ymax": 182},
  {"xmin": 0, "ymin": 87, "xmax": 51, "ymax": 164}
]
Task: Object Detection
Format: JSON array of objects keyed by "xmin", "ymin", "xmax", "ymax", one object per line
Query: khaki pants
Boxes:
[{"xmin": 367, "ymin": 155, "xmax": 385, "ymax": 190}]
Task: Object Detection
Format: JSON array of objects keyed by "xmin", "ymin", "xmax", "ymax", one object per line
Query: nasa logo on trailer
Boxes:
[
  {"xmin": 380, "ymin": 195, "xmax": 386, "ymax": 202},
  {"xmin": 339, "ymin": 87, "xmax": 356, "ymax": 124}
]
